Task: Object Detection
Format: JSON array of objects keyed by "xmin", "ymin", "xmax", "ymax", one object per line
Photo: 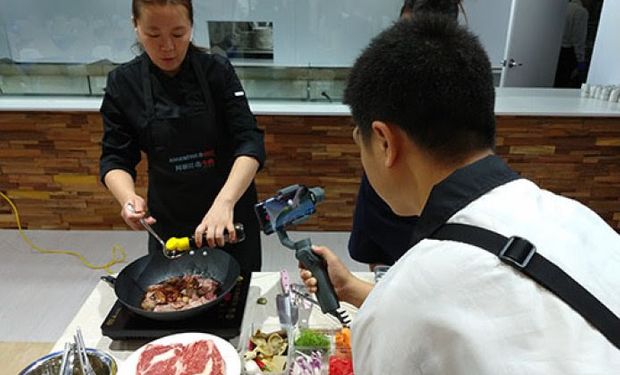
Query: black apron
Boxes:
[{"xmin": 140, "ymin": 54, "xmax": 261, "ymax": 272}]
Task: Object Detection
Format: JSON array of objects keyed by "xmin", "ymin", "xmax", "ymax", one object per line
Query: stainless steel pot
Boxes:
[{"xmin": 19, "ymin": 348, "xmax": 117, "ymax": 375}]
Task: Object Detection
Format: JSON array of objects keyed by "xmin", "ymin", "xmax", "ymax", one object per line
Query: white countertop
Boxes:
[
  {"xmin": 1, "ymin": 88, "xmax": 619, "ymax": 117},
  {"xmin": 50, "ymin": 271, "xmax": 372, "ymax": 370},
  {"xmin": 494, "ymin": 88, "xmax": 620, "ymax": 117}
]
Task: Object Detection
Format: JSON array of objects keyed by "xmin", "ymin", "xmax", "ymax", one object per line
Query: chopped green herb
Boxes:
[{"xmin": 294, "ymin": 329, "xmax": 330, "ymax": 350}]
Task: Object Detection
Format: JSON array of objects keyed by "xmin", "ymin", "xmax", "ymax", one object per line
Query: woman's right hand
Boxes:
[{"xmin": 121, "ymin": 195, "xmax": 155, "ymax": 230}]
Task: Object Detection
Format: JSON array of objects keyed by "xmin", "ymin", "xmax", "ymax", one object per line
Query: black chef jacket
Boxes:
[
  {"xmin": 99, "ymin": 49, "xmax": 265, "ymax": 271},
  {"xmin": 349, "ymin": 156, "xmax": 520, "ymax": 266},
  {"xmin": 409, "ymin": 154, "xmax": 520, "ymax": 246},
  {"xmin": 348, "ymin": 174, "xmax": 418, "ymax": 266},
  {"xmin": 99, "ymin": 50, "xmax": 264, "ymax": 180}
]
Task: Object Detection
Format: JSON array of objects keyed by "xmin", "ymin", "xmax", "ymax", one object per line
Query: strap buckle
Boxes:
[{"xmin": 499, "ymin": 236, "xmax": 536, "ymax": 269}]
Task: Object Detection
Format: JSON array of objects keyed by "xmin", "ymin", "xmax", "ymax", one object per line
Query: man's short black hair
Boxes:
[{"xmin": 344, "ymin": 14, "xmax": 495, "ymax": 164}]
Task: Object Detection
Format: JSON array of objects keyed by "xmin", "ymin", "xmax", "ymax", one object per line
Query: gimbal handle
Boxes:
[{"xmin": 277, "ymin": 229, "xmax": 341, "ymax": 318}]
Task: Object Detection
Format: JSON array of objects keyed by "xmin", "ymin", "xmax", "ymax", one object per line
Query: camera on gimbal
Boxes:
[{"xmin": 254, "ymin": 184, "xmax": 324, "ymax": 235}]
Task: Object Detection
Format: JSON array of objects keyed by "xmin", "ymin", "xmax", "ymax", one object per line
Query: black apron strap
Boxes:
[
  {"xmin": 141, "ymin": 57, "xmax": 155, "ymax": 119},
  {"xmin": 190, "ymin": 52, "xmax": 216, "ymax": 114},
  {"xmin": 430, "ymin": 223, "xmax": 620, "ymax": 350},
  {"xmin": 190, "ymin": 52, "xmax": 236, "ymax": 174}
]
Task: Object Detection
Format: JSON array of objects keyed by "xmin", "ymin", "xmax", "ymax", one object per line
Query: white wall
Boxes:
[{"xmin": 587, "ymin": 0, "xmax": 620, "ymax": 85}]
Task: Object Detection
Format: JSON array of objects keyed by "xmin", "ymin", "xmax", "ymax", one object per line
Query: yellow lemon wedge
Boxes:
[{"xmin": 165, "ymin": 237, "xmax": 190, "ymax": 251}]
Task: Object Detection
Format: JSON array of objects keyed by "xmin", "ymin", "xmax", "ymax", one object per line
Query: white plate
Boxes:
[{"xmin": 118, "ymin": 332, "xmax": 241, "ymax": 375}]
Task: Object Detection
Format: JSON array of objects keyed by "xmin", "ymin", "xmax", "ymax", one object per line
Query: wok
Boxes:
[{"xmin": 103, "ymin": 248, "xmax": 240, "ymax": 321}]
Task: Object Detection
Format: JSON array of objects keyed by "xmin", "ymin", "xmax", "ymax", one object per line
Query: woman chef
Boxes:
[{"xmin": 99, "ymin": 0, "xmax": 265, "ymax": 272}]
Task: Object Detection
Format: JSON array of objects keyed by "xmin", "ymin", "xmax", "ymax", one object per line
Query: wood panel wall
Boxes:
[{"xmin": 1, "ymin": 112, "xmax": 619, "ymax": 231}]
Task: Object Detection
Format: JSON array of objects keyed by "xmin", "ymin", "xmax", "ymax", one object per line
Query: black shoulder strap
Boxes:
[{"xmin": 430, "ymin": 223, "xmax": 620, "ymax": 350}]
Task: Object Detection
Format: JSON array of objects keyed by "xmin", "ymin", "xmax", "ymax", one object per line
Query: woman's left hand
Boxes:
[
  {"xmin": 195, "ymin": 198, "xmax": 236, "ymax": 248},
  {"xmin": 195, "ymin": 156, "xmax": 259, "ymax": 248}
]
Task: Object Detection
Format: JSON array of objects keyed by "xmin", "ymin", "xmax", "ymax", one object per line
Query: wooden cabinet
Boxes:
[{"xmin": 1, "ymin": 112, "xmax": 619, "ymax": 230}]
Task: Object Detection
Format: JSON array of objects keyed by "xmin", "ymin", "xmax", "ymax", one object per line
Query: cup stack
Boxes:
[{"xmin": 581, "ymin": 83, "xmax": 620, "ymax": 103}]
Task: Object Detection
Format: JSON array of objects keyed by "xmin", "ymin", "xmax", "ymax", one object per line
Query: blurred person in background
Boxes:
[{"xmin": 555, "ymin": 0, "xmax": 589, "ymax": 87}]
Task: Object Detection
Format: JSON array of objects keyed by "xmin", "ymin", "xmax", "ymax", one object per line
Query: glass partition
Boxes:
[
  {"xmin": 0, "ymin": 0, "xmax": 519, "ymax": 99},
  {"xmin": 0, "ymin": 61, "xmax": 354, "ymax": 101}
]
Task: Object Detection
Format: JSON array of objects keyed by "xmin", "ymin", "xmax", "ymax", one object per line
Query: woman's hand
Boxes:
[
  {"xmin": 195, "ymin": 198, "xmax": 236, "ymax": 248},
  {"xmin": 104, "ymin": 170, "xmax": 156, "ymax": 231},
  {"xmin": 299, "ymin": 245, "xmax": 374, "ymax": 308},
  {"xmin": 121, "ymin": 195, "xmax": 156, "ymax": 230},
  {"xmin": 194, "ymin": 156, "xmax": 259, "ymax": 248}
]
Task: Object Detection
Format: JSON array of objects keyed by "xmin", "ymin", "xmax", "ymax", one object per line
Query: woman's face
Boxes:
[{"xmin": 134, "ymin": 4, "xmax": 192, "ymax": 75}]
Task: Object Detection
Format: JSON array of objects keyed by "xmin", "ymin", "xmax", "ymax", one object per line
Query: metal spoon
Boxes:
[{"xmin": 126, "ymin": 203, "xmax": 178, "ymax": 259}]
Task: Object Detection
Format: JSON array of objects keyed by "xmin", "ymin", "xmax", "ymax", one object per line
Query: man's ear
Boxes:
[{"xmin": 371, "ymin": 121, "xmax": 399, "ymax": 168}]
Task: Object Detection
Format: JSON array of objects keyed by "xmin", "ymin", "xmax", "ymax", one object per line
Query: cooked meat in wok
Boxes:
[{"xmin": 141, "ymin": 274, "xmax": 220, "ymax": 312}]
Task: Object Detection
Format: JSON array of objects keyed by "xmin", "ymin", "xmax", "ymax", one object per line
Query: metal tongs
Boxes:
[
  {"xmin": 126, "ymin": 202, "xmax": 179, "ymax": 259},
  {"xmin": 58, "ymin": 342, "xmax": 73, "ymax": 375},
  {"xmin": 58, "ymin": 327, "xmax": 94, "ymax": 375},
  {"xmin": 75, "ymin": 327, "xmax": 95, "ymax": 375},
  {"xmin": 290, "ymin": 283, "xmax": 320, "ymax": 307},
  {"xmin": 290, "ymin": 283, "xmax": 351, "ymax": 327}
]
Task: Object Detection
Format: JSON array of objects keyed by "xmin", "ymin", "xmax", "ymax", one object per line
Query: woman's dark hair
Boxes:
[
  {"xmin": 343, "ymin": 14, "xmax": 496, "ymax": 164},
  {"xmin": 133, "ymin": 0, "xmax": 194, "ymax": 25},
  {"xmin": 400, "ymin": 0, "xmax": 463, "ymax": 21},
  {"xmin": 132, "ymin": 0, "xmax": 206, "ymax": 52}
]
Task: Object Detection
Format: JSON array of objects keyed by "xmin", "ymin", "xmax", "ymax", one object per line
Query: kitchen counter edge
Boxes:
[{"xmin": 1, "ymin": 88, "xmax": 619, "ymax": 117}]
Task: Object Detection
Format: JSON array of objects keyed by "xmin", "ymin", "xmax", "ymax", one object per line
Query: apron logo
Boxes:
[{"xmin": 170, "ymin": 150, "xmax": 215, "ymax": 172}]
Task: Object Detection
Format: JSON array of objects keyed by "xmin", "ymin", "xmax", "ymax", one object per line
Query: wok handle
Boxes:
[{"xmin": 100, "ymin": 275, "xmax": 116, "ymax": 287}]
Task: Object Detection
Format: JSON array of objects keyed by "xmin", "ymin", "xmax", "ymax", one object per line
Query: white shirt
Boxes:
[
  {"xmin": 562, "ymin": 0, "xmax": 589, "ymax": 62},
  {"xmin": 352, "ymin": 179, "xmax": 620, "ymax": 374}
]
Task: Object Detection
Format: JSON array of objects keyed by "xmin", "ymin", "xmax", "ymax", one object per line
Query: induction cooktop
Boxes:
[{"xmin": 101, "ymin": 272, "xmax": 250, "ymax": 341}]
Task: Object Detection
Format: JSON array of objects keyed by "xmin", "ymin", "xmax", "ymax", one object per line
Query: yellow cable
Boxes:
[{"xmin": 0, "ymin": 190, "xmax": 127, "ymax": 274}]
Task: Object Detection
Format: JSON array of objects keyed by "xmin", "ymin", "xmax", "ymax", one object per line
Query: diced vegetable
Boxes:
[
  {"xmin": 291, "ymin": 351, "xmax": 322, "ymax": 375},
  {"xmin": 329, "ymin": 355, "xmax": 354, "ymax": 375},
  {"xmin": 255, "ymin": 358, "xmax": 270, "ymax": 371},
  {"xmin": 294, "ymin": 329, "xmax": 330, "ymax": 351},
  {"xmin": 334, "ymin": 328, "xmax": 351, "ymax": 350}
]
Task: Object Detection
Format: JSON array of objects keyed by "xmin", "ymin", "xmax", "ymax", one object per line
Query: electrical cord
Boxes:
[{"xmin": 0, "ymin": 190, "xmax": 127, "ymax": 274}]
